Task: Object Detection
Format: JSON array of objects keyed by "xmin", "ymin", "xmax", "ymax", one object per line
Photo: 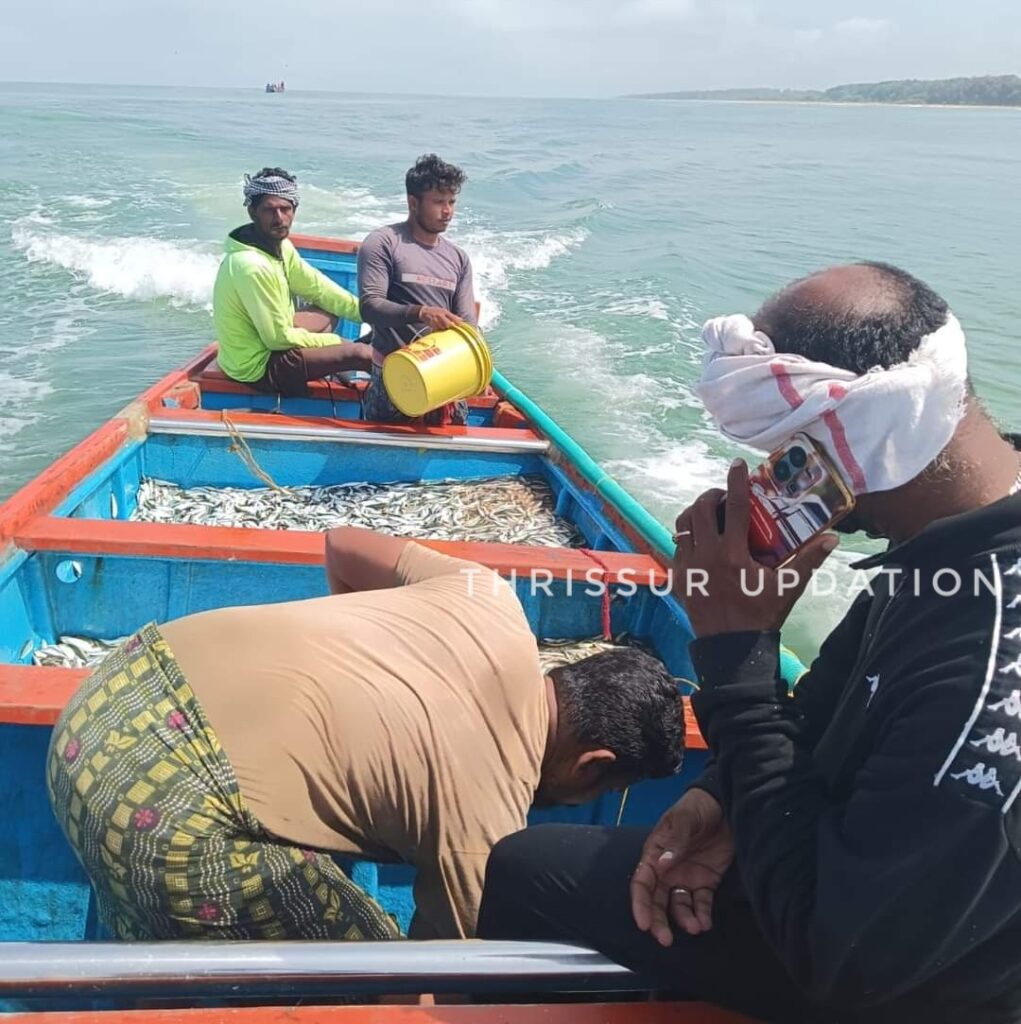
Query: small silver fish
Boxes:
[
  {"xmin": 32, "ymin": 635, "xmax": 130, "ymax": 669},
  {"xmin": 131, "ymin": 476, "xmax": 586, "ymax": 547}
]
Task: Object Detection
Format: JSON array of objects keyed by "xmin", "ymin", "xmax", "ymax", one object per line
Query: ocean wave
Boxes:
[
  {"xmin": 37, "ymin": 314, "xmax": 95, "ymax": 355},
  {"xmin": 12, "ymin": 222, "xmax": 219, "ymax": 308},
  {"xmin": 605, "ymin": 441, "xmax": 730, "ymax": 518},
  {"xmin": 460, "ymin": 227, "xmax": 588, "ymax": 328},
  {"xmin": 62, "ymin": 195, "xmax": 113, "ymax": 209},
  {"xmin": 604, "ymin": 296, "xmax": 670, "ymax": 321},
  {"xmin": 299, "ymin": 184, "xmax": 406, "ymax": 236},
  {"xmin": 0, "ymin": 373, "xmax": 54, "ymax": 451},
  {"xmin": 11, "ymin": 185, "xmax": 589, "ymax": 331}
]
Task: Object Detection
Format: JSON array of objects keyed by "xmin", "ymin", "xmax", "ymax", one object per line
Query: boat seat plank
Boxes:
[
  {"xmin": 149, "ymin": 407, "xmax": 539, "ymax": 442},
  {"xmin": 193, "ymin": 360, "xmax": 500, "ymax": 410},
  {"xmin": 0, "ymin": 665, "xmax": 90, "ymax": 726},
  {"xmin": 13, "ymin": 517, "xmax": 669, "ymax": 580},
  {"xmin": 0, "ymin": 661, "xmax": 704, "ymax": 749}
]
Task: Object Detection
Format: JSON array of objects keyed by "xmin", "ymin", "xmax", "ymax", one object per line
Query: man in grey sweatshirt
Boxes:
[{"xmin": 358, "ymin": 154, "xmax": 478, "ymax": 425}]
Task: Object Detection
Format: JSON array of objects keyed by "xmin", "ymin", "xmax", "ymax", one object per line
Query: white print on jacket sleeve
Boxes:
[{"xmin": 935, "ymin": 553, "xmax": 1021, "ymax": 813}]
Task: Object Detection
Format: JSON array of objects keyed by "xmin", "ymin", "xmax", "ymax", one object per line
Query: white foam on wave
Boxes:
[
  {"xmin": 460, "ymin": 227, "xmax": 588, "ymax": 329},
  {"xmin": 605, "ymin": 442, "xmax": 731, "ymax": 522},
  {"xmin": 300, "ymin": 185, "xmax": 405, "ymax": 237},
  {"xmin": 12, "ymin": 221, "xmax": 219, "ymax": 308},
  {"xmin": 21, "ymin": 209, "xmax": 56, "ymax": 227},
  {"xmin": 0, "ymin": 373, "xmax": 54, "ymax": 451},
  {"xmin": 35, "ymin": 314, "xmax": 95, "ymax": 355},
  {"xmin": 62, "ymin": 195, "xmax": 113, "ymax": 209},
  {"xmin": 507, "ymin": 319, "xmax": 716, "ymax": 499},
  {"xmin": 604, "ymin": 296, "xmax": 671, "ymax": 321}
]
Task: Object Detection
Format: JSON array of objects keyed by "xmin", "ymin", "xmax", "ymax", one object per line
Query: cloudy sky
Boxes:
[{"xmin": 2, "ymin": 0, "xmax": 1018, "ymax": 97}]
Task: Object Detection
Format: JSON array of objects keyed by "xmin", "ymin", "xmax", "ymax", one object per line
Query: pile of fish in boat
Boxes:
[
  {"xmin": 132, "ymin": 476, "xmax": 585, "ymax": 547},
  {"xmin": 32, "ymin": 636, "xmax": 130, "ymax": 669}
]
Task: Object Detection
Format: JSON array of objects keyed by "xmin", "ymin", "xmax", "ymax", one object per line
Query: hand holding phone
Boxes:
[
  {"xmin": 693, "ymin": 435, "xmax": 854, "ymax": 567},
  {"xmin": 670, "ymin": 456, "xmax": 842, "ymax": 636}
]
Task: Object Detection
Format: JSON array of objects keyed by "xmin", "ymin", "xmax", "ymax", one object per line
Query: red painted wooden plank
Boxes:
[
  {"xmin": 0, "ymin": 655, "xmax": 702, "ymax": 749},
  {"xmin": 0, "ymin": 664, "xmax": 90, "ymax": 725},
  {"xmin": 133, "ymin": 367, "xmax": 186, "ymax": 410},
  {"xmin": 290, "ymin": 232, "xmax": 361, "ymax": 254},
  {"xmin": 194, "ymin": 374, "xmax": 499, "ymax": 411},
  {"xmin": 180, "ymin": 343, "xmax": 221, "ymax": 377},
  {"xmin": 3, "ymin": 1003, "xmax": 758, "ymax": 1024},
  {"xmin": 683, "ymin": 700, "xmax": 706, "ymax": 750},
  {"xmin": 0, "ymin": 659, "xmax": 706, "ymax": 747},
  {"xmin": 492, "ymin": 401, "xmax": 530, "ymax": 430},
  {"xmin": 0, "ymin": 419, "xmax": 129, "ymax": 542},
  {"xmin": 13, "ymin": 518, "xmax": 669, "ymax": 584}
]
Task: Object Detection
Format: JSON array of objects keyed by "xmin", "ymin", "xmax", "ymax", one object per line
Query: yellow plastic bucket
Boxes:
[{"xmin": 382, "ymin": 324, "xmax": 493, "ymax": 417}]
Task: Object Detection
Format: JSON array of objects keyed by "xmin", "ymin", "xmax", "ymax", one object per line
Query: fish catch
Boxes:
[
  {"xmin": 32, "ymin": 635, "xmax": 130, "ymax": 669},
  {"xmin": 131, "ymin": 476, "xmax": 585, "ymax": 547},
  {"xmin": 537, "ymin": 636, "xmax": 647, "ymax": 672}
]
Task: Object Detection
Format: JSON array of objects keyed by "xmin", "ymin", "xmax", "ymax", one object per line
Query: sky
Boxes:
[{"xmin": 1, "ymin": 0, "xmax": 1019, "ymax": 98}]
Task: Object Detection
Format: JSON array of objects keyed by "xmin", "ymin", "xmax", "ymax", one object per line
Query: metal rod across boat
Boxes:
[
  {"xmin": 0, "ymin": 940, "xmax": 641, "ymax": 998},
  {"xmin": 147, "ymin": 416, "xmax": 551, "ymax": 454}
]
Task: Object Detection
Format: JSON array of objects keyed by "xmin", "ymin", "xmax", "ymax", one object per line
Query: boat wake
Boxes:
[
  {"xmin": 461, "ymin": 226, "xmax": 588, "ymax": 329},
  {"xmin": 11, "ymin": 221, "xmax": 220, "ymax": 309},
  {"xmin": 11, "ymin": 192, "xmax": 589, "ymax": 330},
  {"xmin": 0, "ymin": 373, "xmax": 53, "ymax": 452}
]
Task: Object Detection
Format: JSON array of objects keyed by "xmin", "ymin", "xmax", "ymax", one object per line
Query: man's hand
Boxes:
[
  {"xmin": 673, "ymin": 459, "xmax": 838, "ymax": 637},
  {"xmin": 631, "ymin": 787, "xmax": 734, "ymax": 945},
  {"xmin": 417, "ymin": 306, "xmax": 464, "ymax": 332}
]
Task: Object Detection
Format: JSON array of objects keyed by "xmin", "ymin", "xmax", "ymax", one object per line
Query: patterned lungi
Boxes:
[{"xmin": 46, "ymin": 623, "xmax": 400, "ymax": 941}]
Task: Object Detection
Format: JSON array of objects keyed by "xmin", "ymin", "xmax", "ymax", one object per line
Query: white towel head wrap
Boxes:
[{"xmin": 695, "ymin": 312, "xmax": 969, "ymax": 494}]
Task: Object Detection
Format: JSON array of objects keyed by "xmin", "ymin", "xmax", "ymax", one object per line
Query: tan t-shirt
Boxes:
[{"xmin": 159, "ymin": 544, "xmax": 548, "ymax": 938}]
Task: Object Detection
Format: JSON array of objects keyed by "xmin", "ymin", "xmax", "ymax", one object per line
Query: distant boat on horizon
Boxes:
[{"xmin": 265, "ymin": 80, "xmax": 286, "ymax": 93}]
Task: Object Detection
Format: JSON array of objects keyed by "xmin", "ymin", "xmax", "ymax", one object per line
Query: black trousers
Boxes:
[
  {"xmin": 249, "ymin": 343, "xmax": 373, "ymax": 397},
  {"xmin": 477, "ymin": 825, "xmax": 816, "ymax": 1023}
]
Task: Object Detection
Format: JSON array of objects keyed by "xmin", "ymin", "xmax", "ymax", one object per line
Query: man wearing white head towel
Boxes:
[{"xmin": 478, "ymin": 262, "xmax": 1021, "ymax": 1024}]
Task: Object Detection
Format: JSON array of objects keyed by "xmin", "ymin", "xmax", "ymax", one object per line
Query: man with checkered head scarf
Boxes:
[{"xmin": 212, "ymin": 166, "xmax": 372, "ymax": 395}]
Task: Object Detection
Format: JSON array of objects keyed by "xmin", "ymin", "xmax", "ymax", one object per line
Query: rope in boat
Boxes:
[
  {"xmin": 580, "ymin": 548, "xmax": 614, "ymax": 641},
  {"xmin": 221, "ymin": 412, "xmax": 285, "ymax": 492}
]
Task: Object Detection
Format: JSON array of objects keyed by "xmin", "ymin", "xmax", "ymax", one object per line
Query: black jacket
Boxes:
[{"xmin": 691, "ymin": 486, "xmax": 1021, "ymax": 1023}]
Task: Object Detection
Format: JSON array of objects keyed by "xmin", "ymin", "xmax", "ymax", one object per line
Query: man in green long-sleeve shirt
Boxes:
[{"xmin": 212, "ymin": 167, "xmax": 372, "ymax": 396}]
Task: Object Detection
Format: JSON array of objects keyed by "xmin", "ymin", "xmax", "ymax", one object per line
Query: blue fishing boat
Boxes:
[{"xmin": 0, "ymin": 234, "xmax": 797, "ymax": 1019}]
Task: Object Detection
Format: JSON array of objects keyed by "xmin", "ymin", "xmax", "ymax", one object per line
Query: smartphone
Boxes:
[{"xmin": 727, "ymin": 434, "xmax": 855, "ymax": 567}]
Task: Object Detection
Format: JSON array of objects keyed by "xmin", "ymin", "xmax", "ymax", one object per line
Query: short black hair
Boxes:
[
  {"xmin": 757, "ymin": 261, "xmax": 950, "ymax": 375},
  {"xmin": 405, "ymin": 154, "xmax": 467, "ymax": 198},
  {"xmin": 248, "ymin": 167, "xmax": 297, "ymax": 209},
  {"xmin": 550, "ymin": 648, "xmax": 684, "ymax": 779}
]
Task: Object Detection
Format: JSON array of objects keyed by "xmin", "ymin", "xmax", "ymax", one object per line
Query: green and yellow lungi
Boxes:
[{"xmin": 46, "ymin": 623, "xmax": 400, "ymax": 942}]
